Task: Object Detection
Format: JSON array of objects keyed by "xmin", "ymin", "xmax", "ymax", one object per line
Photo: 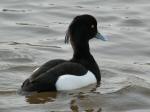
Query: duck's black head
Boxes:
[
  {"xmin": 65, "ymin": 14, "xmax": 106, "ymax": 55},
  {"xmin": 65, "ymin": 14, "xmax": 106, "ymax": 44},
  {"xmin": 65, "ymin": 14, "xmax": 97, "ymax": 44}
]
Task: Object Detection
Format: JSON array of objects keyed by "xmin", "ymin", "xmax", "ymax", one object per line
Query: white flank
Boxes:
[{"xmin": 56, "ymin": 71, "xmax": 96, "ymax": 91}]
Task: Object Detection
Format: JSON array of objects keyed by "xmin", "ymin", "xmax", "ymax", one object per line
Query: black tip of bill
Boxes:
[{"xmin": 95, "ymin": 32, "xmax": 108, "ymax": 41}]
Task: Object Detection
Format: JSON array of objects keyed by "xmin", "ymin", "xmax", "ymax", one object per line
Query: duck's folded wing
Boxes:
[
  {"xmin": 21, "ymin": 62, "xmax": 87, "ymax": 92},
  {"xmin": 31, "ymin": 62, "xmax": 87, "ymax": 83},
  {"xmin": 29, "ymin": 59, "xmax": 66, "ymax": 82}
]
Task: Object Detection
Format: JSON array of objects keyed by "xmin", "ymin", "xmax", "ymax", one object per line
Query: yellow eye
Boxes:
[{"xmin": 91, "ymin": 25, "xmax": 94, "ymax": 28}]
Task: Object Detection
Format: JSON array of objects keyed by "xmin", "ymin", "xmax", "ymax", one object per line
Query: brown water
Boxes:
[{"xmin": 0, "ymin": 0, "xmax": 150, "ymax": 112}]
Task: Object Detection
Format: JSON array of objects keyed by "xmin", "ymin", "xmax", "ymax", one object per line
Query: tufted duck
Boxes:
[{"xmin": 21, "ymin": 14, "xmax": 107, "ymax": 92}]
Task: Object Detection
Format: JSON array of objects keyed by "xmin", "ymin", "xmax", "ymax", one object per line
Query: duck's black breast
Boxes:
[
  {"xmin": 71, "ymin": 54, "xmax": 101, "ymax": 83},
  {"xmin": 21, "ymin": 59, "xmax": 88, "ymax": 92}
]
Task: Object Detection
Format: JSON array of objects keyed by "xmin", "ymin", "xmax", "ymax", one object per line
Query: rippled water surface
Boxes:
[{"xmin": 0, "ymin": 0, "xmax": 150, "ymax": 112}]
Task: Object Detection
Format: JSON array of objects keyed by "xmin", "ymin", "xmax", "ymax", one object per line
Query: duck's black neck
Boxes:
[{"xmin": 72, "ymin": 41, "xmax": 92, "ymax": 60}]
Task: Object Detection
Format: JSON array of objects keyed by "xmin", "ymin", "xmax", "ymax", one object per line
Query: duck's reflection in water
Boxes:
[
  {"xmin": 25, "ymin": 84, "xmax": 101, "ymax": 111},
  {"xmin": 25, "ymin": 92, "xmax": 57, "ymax": 104},
  {"xmin": 70, "ymin": 92, "xmax": 102, "ymax": 112}
]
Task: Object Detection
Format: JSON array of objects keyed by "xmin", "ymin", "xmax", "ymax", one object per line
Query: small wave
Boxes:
[
  {"xmin": 0, "ymin": 90, "xmax": 17, "ymax": 95},
  {"xmin": 9, "ymin": 41, "xmax": 61, "ymax": 48},
  {"xmin": 109, "ymin": 85, "xmax": 150, "ymax": 95},
  {"xmin": 16, "ymin": 22, "xmax": 49, "ymax": 28},
  {"xmin": 119, "ymin": 19, "xmax": 146, "ymax": 27},
  {"xmin": 2, "ymin": 8, "xmax": 31, "ymax": 13}
]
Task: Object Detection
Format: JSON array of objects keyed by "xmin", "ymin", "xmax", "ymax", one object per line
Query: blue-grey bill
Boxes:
[{"xmin": 95, "ymin": 32, "xmax": 108, "ymax": 41}]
